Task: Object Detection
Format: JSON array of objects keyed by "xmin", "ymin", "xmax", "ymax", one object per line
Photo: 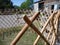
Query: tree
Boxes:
[
  {"xmin": 0, "ymin": 0, "xmax": 14, "ymax": 9},
  {"xmin": 20, "ymin": 2, "xmax": 26, "ymax": 9},
  {"xmin": 20, "ymin": 0, "xmax": 33, "ymax": 9}
]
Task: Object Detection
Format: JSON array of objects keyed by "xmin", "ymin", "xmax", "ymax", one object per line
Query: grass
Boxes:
[
  {"xmin": 0, "ymin": 26, "xmax": 23, "ymax": 34},
  {"xmin": 0, "ymin": 27, "xmax": 44, "ymax": 45}
]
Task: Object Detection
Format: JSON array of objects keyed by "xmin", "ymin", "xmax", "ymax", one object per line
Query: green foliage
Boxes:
[
  {"xmin": 20, "ymin": 0, "xmax": 33, "ymax": 9},
  {"xmin": 0, "ymin": 28, "xmax": 44, "ymax": 45},
  {"xmin": 20, "ymin": 2, "xmax": 26, "ymax": 9},
  {"xmin": 0, "ymin": 26, "xmax": 22, "ymax": 34},
  {"xmin": 0, "ymin": 0, "xmax": 14, "ymax": 9}
]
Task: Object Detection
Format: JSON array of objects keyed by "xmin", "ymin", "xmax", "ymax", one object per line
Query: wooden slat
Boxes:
[
  {"xmin": 47, "ymin": 11, "xmax": 60, "ymax": 45},
  {"xmin": 50, "ymin": 15, "xmax": 55, "ymax": 45},
  {"xmin": 10, "ymin": 12, "xmax": 40, "ymax": 45},
  {"xmin": 47, "ymin": 27, "xmax": 53, "ymax": 40},
  {"xmin": 52, "ymin": 11, "xmax": 60, "ymax": 45},
  {"xmin": 50, "ymin": 32, "xmax": 55, "ymax": 45},
  {"xmin": 33, "ymin": 35, "xmax": 40, "ymax": 45}
]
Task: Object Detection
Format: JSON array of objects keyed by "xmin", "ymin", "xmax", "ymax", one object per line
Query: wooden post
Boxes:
[
  {"xmin": 10, "ymin": 12, "xmax": 40, "ymax": 45},
  {"xmin": 44, "ymin": 27, "xmax": 53, "ymax": 45}
]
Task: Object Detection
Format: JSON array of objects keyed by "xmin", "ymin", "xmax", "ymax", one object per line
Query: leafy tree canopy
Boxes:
[
  {"xmin": 20, "ymin": 0, "xmax": 33, "ymax": 9},
  {"xmin": 0, "ymin": 0, "xmax": 14, "ymax": 9}
]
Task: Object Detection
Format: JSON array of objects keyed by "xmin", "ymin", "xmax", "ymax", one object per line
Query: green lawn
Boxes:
[{"xmin": 0, "ymin": 27, "xmax": 44, "ymax": 45}]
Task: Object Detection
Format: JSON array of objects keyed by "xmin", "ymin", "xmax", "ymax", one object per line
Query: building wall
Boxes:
[
  {"xmin": 34, "ymin": 3, "xmax": 39, "ymax": 12},
  {"xmin": 44, "ymin": 1, "xmax": 60, "ymax": 11},
  {"xmin": 45, "ymin": 0, "xmax": 60, "ymax": 3}
]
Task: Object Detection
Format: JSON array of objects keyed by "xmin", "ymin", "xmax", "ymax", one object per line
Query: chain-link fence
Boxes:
[
  {"xmin": 0, "ymin": 14, "xmax": 32, "ymax": 40},
  {"xmin": 0, "ymin": 9, "xmax": 33, "ymax": 15}
]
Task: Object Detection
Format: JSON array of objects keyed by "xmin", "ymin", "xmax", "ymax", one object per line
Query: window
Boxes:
[
  {"xmin": 59, "ymin": 4, "xmax": 60, "ymax": 9},
  {"xmin": 38, "ymin": 3, "xmax": 44, "ymax": 10},
  {"xmin": 59, "ymin": 7, "xmax": 60, "ymax": 9},
  {"xmin": 51, "ymin": 5, "xmax": 54, "ymax": 10}
]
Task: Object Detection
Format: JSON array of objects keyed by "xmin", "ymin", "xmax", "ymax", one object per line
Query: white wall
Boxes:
[
  {"xmin": 44, "ymin": 1, "xmax": 60, "ymax": 11},
  {"xmin": 34, "ymin": 3, "xmax": 39, "ymax": 12},
  {"xmin": 54, "ymin": 4, "xmax": 58, "ymax": 10}
]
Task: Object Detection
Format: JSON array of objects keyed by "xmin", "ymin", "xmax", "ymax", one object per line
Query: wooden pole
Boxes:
[
  {"xmin": 33, "ymin": 11, "xmax": 58, "ymax": 45},
  {"xmin": 46, "ymin": 11, "xmax": 59, "ymax": 45},
  {"xmin": 50, "ymin": 32, "xmax": 55, "ymax": 45},
  {"xmin": 47, "ymin": 27, "xmax": 53, "ymax": 40},
  {"xmin": 51, "ymin": 11, "xmax": 60, "ymax": 45},
  {"xmin": 10, "ymin": 12, "xmax": 40, "ymax": 45},
  {"xmin": 50, "ymin": 12, "xmax": 57, "ymax": 45},
  {"xmin": 24, "ymin": 15, "xmax": 50, "ymax": 45}
]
